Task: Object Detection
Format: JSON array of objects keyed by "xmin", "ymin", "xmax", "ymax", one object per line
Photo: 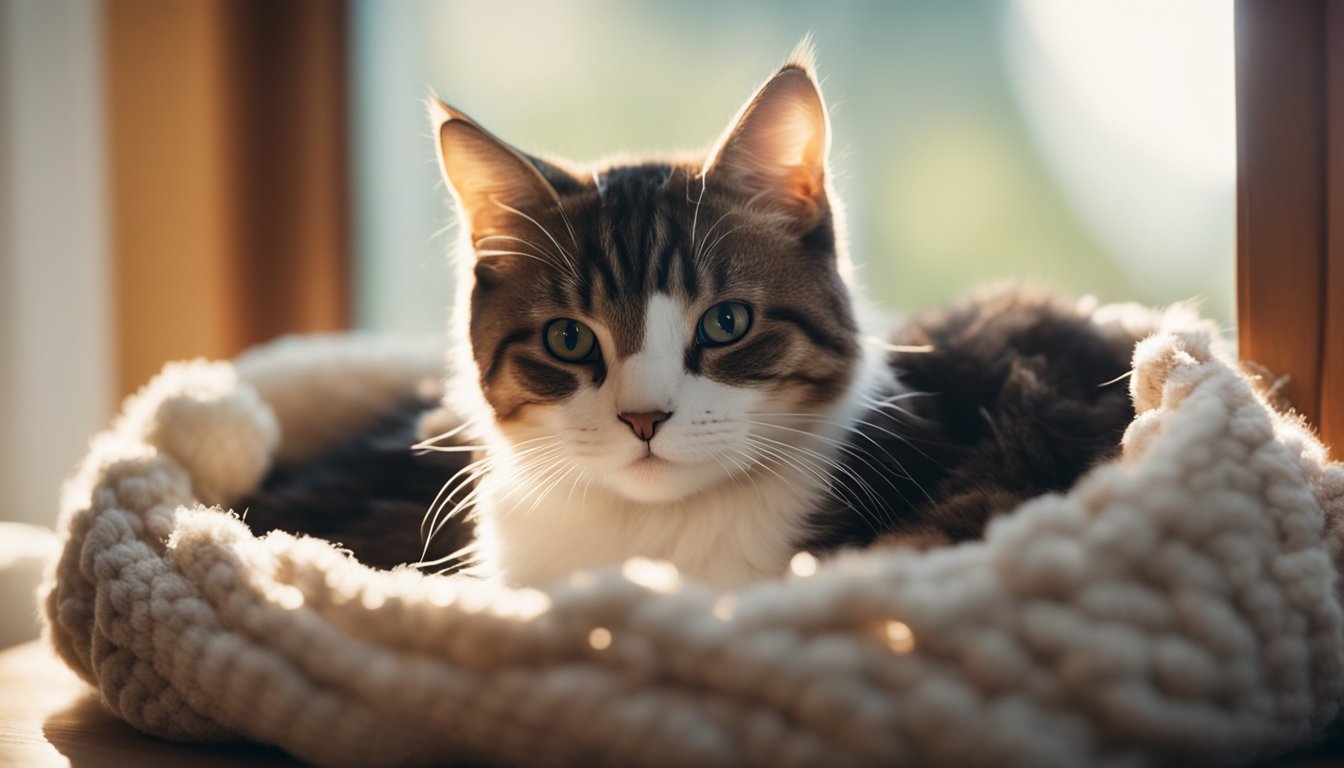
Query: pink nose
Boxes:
[{"xmin": 618, "ymin": 411, "xmax": 672, "ymax": 441}]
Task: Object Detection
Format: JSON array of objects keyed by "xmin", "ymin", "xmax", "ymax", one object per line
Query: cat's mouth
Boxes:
[
  {"xmin": 627, "ymin": 454, "xmax": 673, "ymax": 471},
  {"xmin": 607, "ymin": 448, "xmax": 732, "ymax": 503}
]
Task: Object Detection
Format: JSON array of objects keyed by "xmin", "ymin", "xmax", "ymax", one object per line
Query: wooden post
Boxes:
[
  {"xmin": 105, "ymin": 0, "xmax": 351, "ymax": 396},
  {"xmin": 1235, "ymin": 0, "xmax": 1344, "ymax": 457}
]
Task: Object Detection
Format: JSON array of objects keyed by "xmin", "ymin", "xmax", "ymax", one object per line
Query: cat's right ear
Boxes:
[
  {"xmin": 429, "ymin": 98, "xmax": 561, "ymax": 239},
  {"xmin": 701, "ymin": 42, "xmax": 830, "ymax": 226}
]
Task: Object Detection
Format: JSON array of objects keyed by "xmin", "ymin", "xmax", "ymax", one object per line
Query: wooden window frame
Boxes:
[
  {"xmin": 106, "ymin": 0, "xmax": 350, "ymax": 396},
  {"xmin": 1236, "ymin": 0, "xmax": 1344, "ymax": 457}
]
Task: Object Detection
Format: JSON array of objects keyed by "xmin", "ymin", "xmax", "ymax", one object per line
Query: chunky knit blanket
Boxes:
[{"xmin": 42, "ymin": 329, "xmax": 1344, "ymax": 767}]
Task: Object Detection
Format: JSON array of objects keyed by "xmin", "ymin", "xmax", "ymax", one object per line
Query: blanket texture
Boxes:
[{"xmin": 41, "ymin": 329, "xmax": 1344, "ymax": 767}]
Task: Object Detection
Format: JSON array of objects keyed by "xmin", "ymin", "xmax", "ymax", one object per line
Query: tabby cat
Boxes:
[{"xmin": 241, "ymin": 44, "xmax": 1145, "ymax": 589}]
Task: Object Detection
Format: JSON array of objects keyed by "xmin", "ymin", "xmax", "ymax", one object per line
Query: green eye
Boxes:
[
  {"xmin": 543, "ymin": 318, "xmax": 599, "ymax": 362},
  {"xmin": 697, "ymin": 301, "xmax": 752, "ymax": 346}
]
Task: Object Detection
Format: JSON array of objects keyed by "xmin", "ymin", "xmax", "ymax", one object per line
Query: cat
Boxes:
[{"xmin": 240, "ymin": 43, "xmax": 1148, "ymax": 588}]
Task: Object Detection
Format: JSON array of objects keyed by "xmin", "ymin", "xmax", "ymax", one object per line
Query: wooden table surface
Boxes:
[{"xmin": 0, "ymin": 640, "xmax": 300, "ymax": 767}]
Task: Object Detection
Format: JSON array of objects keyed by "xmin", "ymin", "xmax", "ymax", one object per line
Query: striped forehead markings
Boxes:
[{"xmin": 592, "ymin": 166, "xmax": 701, "ymax": 298}]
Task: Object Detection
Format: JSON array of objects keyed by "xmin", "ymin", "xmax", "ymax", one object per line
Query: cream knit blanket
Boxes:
[{"xmin": 41, "ymin": 329, "xmax": 1344, "ymax": 767}]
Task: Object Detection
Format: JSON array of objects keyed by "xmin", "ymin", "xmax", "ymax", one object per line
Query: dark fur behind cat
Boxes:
[
  {"xmin": 803, "ymin": 285, "xmax": 1140, "ymax": 553},
  {"xmin": 239, "ymin": 402, "xmax": 476, "ymax": 571},
  {"xmin": 237, "ymin": 284, "xmax": 1143, "ymax": 570}
]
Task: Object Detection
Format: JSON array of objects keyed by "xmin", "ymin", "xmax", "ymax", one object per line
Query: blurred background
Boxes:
[{"xmin": 0, "ymin": 0, "xmax": 1236, "ymax": 529}]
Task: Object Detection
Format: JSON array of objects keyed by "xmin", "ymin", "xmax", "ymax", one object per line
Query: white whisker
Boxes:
[
  {"xmin": 748, "ymin": 433, "xmax": 893, "ymax": 531},
  {"xmin": 419, "ymin": 438, "xmax": 562, "ymax": 561},
  {"xmin": 491, "ymin": 199, "xmax": 580, "ymax": 281},
  {"xmin": 699, "ymin": 223, "xmax": 748, "ymax": 263},
  {"xmin": 746, "ymin": 436, "xmax": 884, "ymax": 535},
  {"xmin": 414, "ymin": 413, "xmax": 488, "ymax": 450},
  {"xmin": 694, "ymin": 210, "xmax": 735, "ymax": 261},
  {"xmin": 747, "ymin": 419, "xmax": 928, "ymax": 506}
]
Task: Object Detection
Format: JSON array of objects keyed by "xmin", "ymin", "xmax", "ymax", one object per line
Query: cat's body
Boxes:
[{"xmin": 241, "ymin": 45, "xmax": 1150, "ymax": 589}]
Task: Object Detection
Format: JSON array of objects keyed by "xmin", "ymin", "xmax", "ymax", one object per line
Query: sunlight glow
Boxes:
[
  {"xmin": 588, "ymin": 626, "xmax": 613, "ymax": 651},
  {"xmin": 622, "ymin": 557, "xmax": 682, "ymax": 594},
  {"xmin": 427, "ymin": 582, "xmax": 456, "ymax": 607},
  {"xmin": 274, "ymin": 585, "xmax": 305, "ymax": 610},
  {"xmin": 883, "ymin": 621, "xmax": 916, "ymax": 655},
  {"xmin": 790, "ymin": 552, "xmax": 819, "ymax": 577},
  {"xmin": 712, "ymin": 595, "xmax": 737, "ymax": 621},
  {"xmin": 459, "ymin": 587, "xmax": 492, "ymax": 613},
  {"xmin": 1006, "ymin": 0, "xmax": 1235, "ymax": 297},
  {"xmin": 493, "ymin": 588, "xmax": 552, "ymax": 620},
  {"xmin": 1015, "ymin": 0, "xmax": 1234, "ymax": 184}
]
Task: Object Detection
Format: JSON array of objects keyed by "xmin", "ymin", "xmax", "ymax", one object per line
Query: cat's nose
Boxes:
[{"xmin": 617, "ymin": 411, "xmax": 672, "ymax": 441}]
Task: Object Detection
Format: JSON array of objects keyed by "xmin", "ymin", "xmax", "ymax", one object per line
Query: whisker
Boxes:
[
  {"xmin": 491, "ymin": 199, "xmax": 580, "ymax": 281},
  {"xmin": 746, "ymin": 437, "xmax": 885, "ymax": 535},
  {"xmin": 860, "ymin": 400, "xmax": 936, "ymax": 427},
  {"xmin": 562, "ymin": 467, "xmax": 589, "ymax": 517},
  {"xmin": 687, "ymin": 175, "xmax": 708, "ymax": 258},
  {"xmin": 699, "ymin": 223, "xmax": 748, "ymax": 263},
  {"xmin": 756, "ymin": 407, "xmax": 948, "ymax": 462},
  {"xmin": 867, "ymin": 338, "xmax": 935, "ymax": 353},
  {"xmin": 738, "ymin": 451, "xmax": 772, "ymax": 501},
  {"xmin": 429, "ymin": 221, "xmax": 457, "ymax": 242},
  {"xmin": 413, "ymin": 414, "xmax": 488, "ymax": 450},
  {"xmin": 434, "ymin": 550, "xmax": 486, "ymax": 577},
  {"xmin": 1097, "ymin": 369, "xmax": 1134, "ymax": 388},
  {"xmin": 746, "ymin": 436, "xmax": 878, "ymax": 521},
  {"xmin": 426, "ymin": 443, "xmax": 565, "ymax": 545},
  {"xmin": 747, "ymin": 432, "xmax": 898, "ymax": 527},
  {"xmin": 474, "ymin": 249, "xmax": 575, "ymax": 281},
  {"xmin": 727, "ymin": 445, "xmax": 790, "ymax": 507},
  {"xmin": 518, "ymin": 460, "xmax": 580, "ymax": 518},
  {"xmin": 694, "ymin": 210, "xmax": 735, "ymax": 261},
  {"xmin": 413, "ymin": 443, "xmax": 489, "ymax": 454},
  {"xmin": 421, "ymin": 465, "xmax": 491, "ymax": 559},
  {"xmin": 412, "ymin": 539, "xmax": 479, "ymax": 570},
  {"xmin": 419, "ymin": 447, "xmax": 499, "ymax": 531},
  {"xmin": 419, "ymin": 439, "xmax": 561, "ymax": 558},
  {"xmin": 474, "ymin": 234, "xmax": 571, "ymax": 275},
  {"xmin": 553, "ymin": 199, "xmax": 580, "ymax": 253},
  {"xmin": 746, "ymin": 419, "xmax": 927, "ymax": 506},
  {"xmin": 872, "ymin": 390, "xmax": 937, "ymax": 404}
]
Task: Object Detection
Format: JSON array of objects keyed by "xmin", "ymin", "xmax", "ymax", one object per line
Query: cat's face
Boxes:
[{"xmin": 434, "ymin": 52, "xmax": 861, "ymax": 504}]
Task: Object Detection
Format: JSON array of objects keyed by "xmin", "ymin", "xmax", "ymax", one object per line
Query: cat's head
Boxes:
[{"xmin": 432, "ymin": 45, "xmax": 864, "ymax": 504}]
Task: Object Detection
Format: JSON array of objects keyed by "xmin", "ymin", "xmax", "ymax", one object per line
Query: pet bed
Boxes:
[{"xmin": 41, "ymin": 327, "xmax": 1344, "ymax": 767}]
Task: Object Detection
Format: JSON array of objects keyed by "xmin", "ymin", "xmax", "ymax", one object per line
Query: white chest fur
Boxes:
[{"xmin": 473, "ymin": 460, "xmax": 824, "ymax": 589}]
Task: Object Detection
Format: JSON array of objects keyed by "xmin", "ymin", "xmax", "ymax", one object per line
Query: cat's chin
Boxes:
[{"xmin": 603, "ymin": 455, "xmax": 728, "ymax": 504}]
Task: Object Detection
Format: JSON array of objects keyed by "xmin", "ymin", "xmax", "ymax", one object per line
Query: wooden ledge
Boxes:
[{"xmin": 0, "ymin": 640, "xmax": 298, "ymax": 767}]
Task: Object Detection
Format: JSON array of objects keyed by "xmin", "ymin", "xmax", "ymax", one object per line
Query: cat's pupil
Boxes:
[
  {"xmin": 562, "ymin": 321, "xmax": 580, "ymax": 351},
  {"xmin": 717, "ymin": 305, "xmax": 736, "ymax": 334}
]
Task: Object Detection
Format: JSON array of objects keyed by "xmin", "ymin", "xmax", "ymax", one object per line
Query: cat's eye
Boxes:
[
  {"xmin": 543, "ymin": 318, "xmax": 599, "ymax": 362},
  {"xmin": 697, "ymin": 301, "xmax": 752, "ymax": 346}
]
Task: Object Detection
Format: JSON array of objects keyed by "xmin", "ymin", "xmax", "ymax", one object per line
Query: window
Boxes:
[{"xmin": 351, "ymin": 1, "xmax": 1236, "ymax": 333}]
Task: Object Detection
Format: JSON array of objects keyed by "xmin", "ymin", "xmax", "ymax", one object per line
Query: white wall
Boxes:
[{"xmin": 0, "ymin": 0, "xmax": 112, "ymax": 528}]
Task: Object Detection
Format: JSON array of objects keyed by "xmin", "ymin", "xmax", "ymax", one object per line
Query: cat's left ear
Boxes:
[{"xmin": 702, "ymin": 42, "xmax": 830, "ymax": 225}]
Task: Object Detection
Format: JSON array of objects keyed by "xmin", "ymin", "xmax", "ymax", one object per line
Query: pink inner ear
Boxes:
[
  {"xmin": 746, "ymin": 77, "xmax": 828, "ymax": 170},
  {"xmin": 706, "ymin": 67, "xmax": 830, "ymax": 215}
]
